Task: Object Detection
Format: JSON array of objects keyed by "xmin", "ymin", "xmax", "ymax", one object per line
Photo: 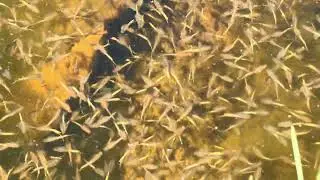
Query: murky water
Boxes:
[{"xmin": 0, "ymin": 0, "xmax": 320, "ymax": 179}]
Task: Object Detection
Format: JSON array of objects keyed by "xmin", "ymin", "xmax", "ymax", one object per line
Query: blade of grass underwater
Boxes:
[{"xmin": 291, "ymin": 125, "xmax": 304, "ymax": 180}]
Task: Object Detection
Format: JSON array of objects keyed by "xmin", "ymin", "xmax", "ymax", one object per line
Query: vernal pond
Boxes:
[{"xmin": 0, "ymin": 0, "xmax": 320, "ymax": 179}]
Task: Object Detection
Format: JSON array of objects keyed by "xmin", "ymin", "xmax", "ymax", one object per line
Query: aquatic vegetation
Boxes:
[{"xmin": 0, "ymin": 0, "xmax": 320, "ymax": 179}]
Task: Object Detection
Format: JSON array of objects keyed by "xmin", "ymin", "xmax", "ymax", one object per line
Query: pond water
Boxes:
[{"xmin": 0, "ymin": 0, "xmax": 320, "ymax": 179}]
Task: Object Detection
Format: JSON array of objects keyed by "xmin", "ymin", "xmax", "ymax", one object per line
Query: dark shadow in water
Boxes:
[
  {"xmin": 87, "ymin": 6, "xmax": 154, "ymax": 85},
  {"xmin": 87, "ymin": 8, "xmax": 136, "ymax": 85}
]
